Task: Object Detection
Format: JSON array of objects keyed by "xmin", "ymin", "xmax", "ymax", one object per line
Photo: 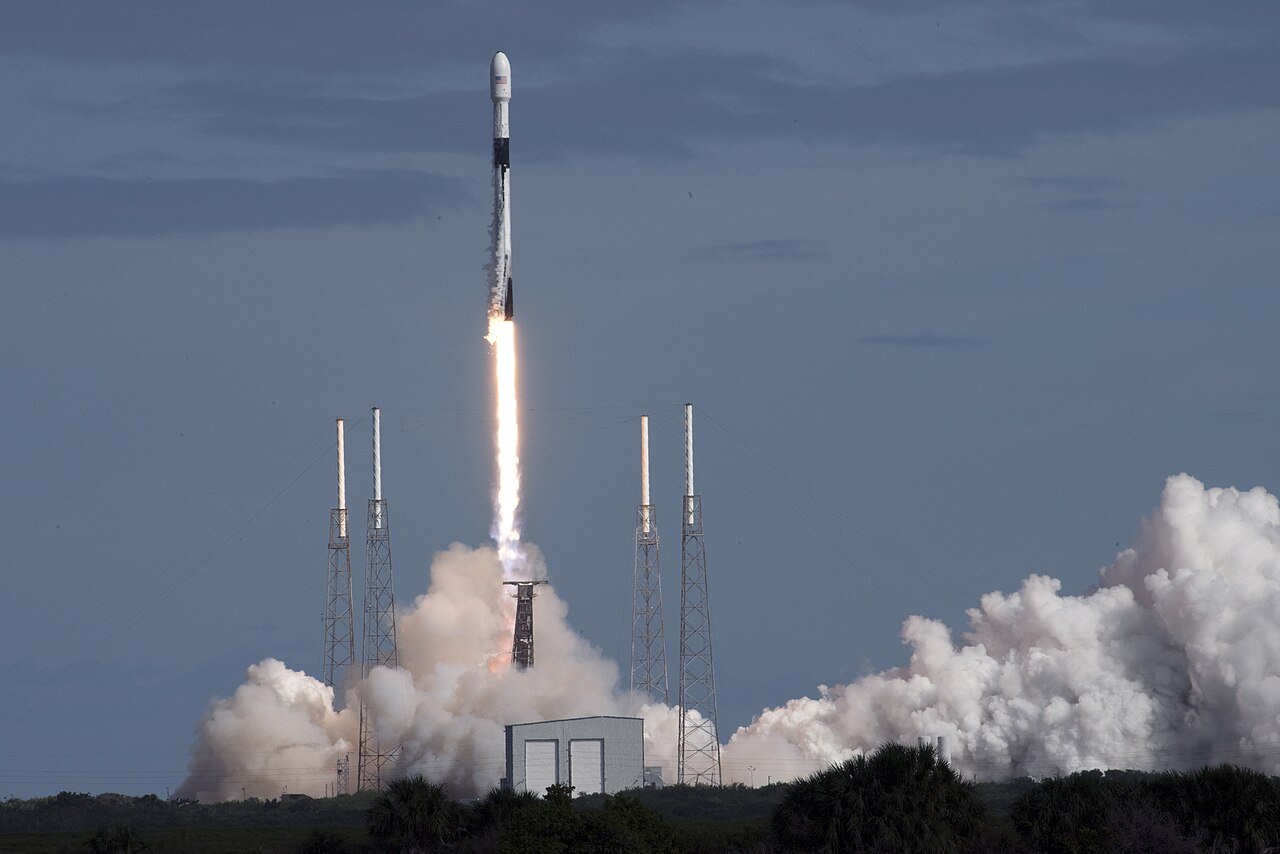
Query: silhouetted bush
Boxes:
[
  {"xmin": 1011, "ymin": 765, "xmax": 1280, "ymax": 852},
  {"xmin": 1010, "ymin": 770, "xmax": 1122, "ymax": 853},
  {"xmin": 1144, "ymin": 764, "xmax": 1280, "ymax": 851},
  {"xmin": 293, "ymin": 827, "xmax": 350, "ymax": 854},
  {"xmin": 85, "ymin": 823, "xmax": 148, "ymax": 853},
  {"xmin": 772, "ymin": 742, "xmax": 987, "ymax": 852},
  {"xmin": 366, "ymin": 775, "xmax": 463, "ymax": 851}
]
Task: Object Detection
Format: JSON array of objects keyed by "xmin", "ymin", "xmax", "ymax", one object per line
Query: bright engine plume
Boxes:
[
  {"xmin": 486, "ymin": 316, "xmax": 524, "ymax": 577},
  {"xmin": 485, "ymin": 51, "xmax": 525, "ymax": 578}
]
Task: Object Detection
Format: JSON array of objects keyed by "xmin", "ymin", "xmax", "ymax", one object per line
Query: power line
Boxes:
[{"xmin": 0, "ymin": 419, "xmax": 352, "ymax": 725}]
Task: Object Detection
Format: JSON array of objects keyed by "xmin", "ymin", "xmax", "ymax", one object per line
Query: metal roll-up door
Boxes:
[
  {"xmin": 570, "ymin": 739, "xmax": 605, "ymax": 796},
  {"xmin": 525, "ymin": 739, "xmax": 558, "ymax": 796}
]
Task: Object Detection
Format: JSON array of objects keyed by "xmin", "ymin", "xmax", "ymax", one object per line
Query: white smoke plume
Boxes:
[
  {"xmin": 177, "ymin": 543, "xmax": 677, "ymax": 800},
  {"xmin": 722, "ymin": 474, "xmax": 1280, "ymax": 783},
  {"xmin": 181, "ymin": 474, "xmax": 1280, "ymax": 798}
]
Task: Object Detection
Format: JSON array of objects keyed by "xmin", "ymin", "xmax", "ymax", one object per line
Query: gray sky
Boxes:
[{"xmin": 1, "ymin": 1, "xmax": 1278, "ymax": 796}]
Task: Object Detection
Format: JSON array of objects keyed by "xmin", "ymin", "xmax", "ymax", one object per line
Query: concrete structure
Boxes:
[{"xmin": 504, "ymin": 716, "xmax": 645, "ymax": 796}]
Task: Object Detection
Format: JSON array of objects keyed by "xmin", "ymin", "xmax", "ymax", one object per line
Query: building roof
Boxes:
[{"xmin": 505, "ymin": 715, "xmax": 644, "ymax": 729}]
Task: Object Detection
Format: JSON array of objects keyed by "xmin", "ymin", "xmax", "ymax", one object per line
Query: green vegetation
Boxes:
[
  {"xmin": 0, "ymin": 790, "xmax": 377, "ymax": 835},
  {"xmin": 1011, "ymin": 765, "xmax": 1280, "ymax": 853},
  {"xmin": 366, "ymin": 776, "xmax": 465, "ymax": 851},
  {"xmin": 576, "ymin": 781, "xmax": 782, "ymax": 852},
  {"xmin": 0, "ymin": 825, "xmax": 368, "ymax": 854},
  {"xmin": 773, "ymin": 742, "xmax": 987, "ymax": 852},
  {"xmin": 4, "ymin": 750, "xmax": 1280, "ymax": 852}
]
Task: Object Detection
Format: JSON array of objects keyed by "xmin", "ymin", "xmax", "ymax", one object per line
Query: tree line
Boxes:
[
  {"xmin": 364, "ymin": 744, "xmax": 1280, "ymax": 852},
  {"xmin": 5, "ymin": 742, "xmax": 1280, "ymax": 851}
]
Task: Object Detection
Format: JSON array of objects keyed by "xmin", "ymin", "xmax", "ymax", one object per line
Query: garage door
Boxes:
[
  {"xmin": 524, "ymin": 740, "xmax": 558, "ymax": 797},
  {"xmin": 570, "ymin": 739, "xmax": 604, "ymax": 796}
]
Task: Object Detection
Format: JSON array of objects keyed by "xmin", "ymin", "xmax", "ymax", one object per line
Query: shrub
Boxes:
[
  {"xmin": 772, "ymin": 741, "xmax": 987, "ymax": 853},
  {"xmin": 366, "ymin": 775, "xmax": 463, "ymax": 852}
]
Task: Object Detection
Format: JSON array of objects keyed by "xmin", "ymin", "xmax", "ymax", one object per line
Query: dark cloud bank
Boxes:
[{"xmin": 0, "ymin": 170, "xmax": 465, "ymax": 238}]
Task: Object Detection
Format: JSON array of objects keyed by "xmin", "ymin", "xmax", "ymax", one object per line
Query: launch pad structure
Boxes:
[
  {"xmin": 631, "ymin": 415, "xmax": 669, "ymax": 704},
  {"xmin": 678, "ymin": 404, "xmax": 722, "ymax": 785},
  {"xmin": 322, "ymin": 419, "xmax": 356, "ymax": 795},
  {"xmin": 504, "ymin": 580, "xmax": 546, "ymax": 670},
  {"xmin": 322, "ymin": 419, "xmax": 356, "ymax": 694},
  {"xmin": 358, "ymin": 407, "xmax": 401, "ymax": 792},
  {"xmin": 314, "ymin": 58, "xmax": 726, "ymax": 798}
]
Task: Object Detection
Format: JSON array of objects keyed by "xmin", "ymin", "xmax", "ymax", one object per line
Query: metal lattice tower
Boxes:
[
  {"xmin": 358, "ymin": 407, "xmax": 400, "ymax": 792},
  {"xmin": 677, "ymin": 404, "xmax": 722, "ymax": 785},
  {"xmin": 631, "ymin": 415, "xmax": 669, "ymax": 703},
  {"xmin": 336, "ymin": 754, "xmax": 350, "ymax": 796},
  {"xmin": 504, "ymin": 580, "xmax": 545, "ymax": 669},
  {"xmin": 322, "ymin": 419, "xmax": 356, "ymax": 692}
]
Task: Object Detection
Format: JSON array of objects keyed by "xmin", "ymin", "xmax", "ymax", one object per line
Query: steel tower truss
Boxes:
[
  {"xmin": 678, "ymin": 404, "xmax": 721, "ymax": 785},
  {"xmin": 630, "ymin": 503, "xmax": 669, "ymax": 703},
  {"xmin": 504, "ymin": 580, "xmax": 545, "ymax": 669},
  {"xmin": 678, "ymin": 494, "xmax": 721, "ymax": 784},
  {"xmin": 322, "ymin": 506, "xmax": 355, "ymax": 690},
  {"xmin": 336, "ymin": 754, "xmax": 350, "ymax": 796},
  {"xmin": 358, "ymin": 496, "xmax": 400, "ymax": 791}
]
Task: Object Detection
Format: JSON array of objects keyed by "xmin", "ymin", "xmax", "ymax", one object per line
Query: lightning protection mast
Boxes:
[
  {"xmin": 677, "ymin": 403, "xmax": 722, "ymax": 785},
  {"xmin": 322, "ymin": 419, "xmax": 356, "ymax": 695},
  {"xmin": 358, "ymin": 407, "xmax": 400, "ymax": 792},
  {"xmin": 631, "ymin": 415, "xmax": 669, "ymax": 703}
]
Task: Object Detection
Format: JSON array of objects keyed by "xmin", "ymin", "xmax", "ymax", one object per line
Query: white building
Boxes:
[{"xmin": 504, "ymin": 715, "xmax": 645, "ymax": 796}]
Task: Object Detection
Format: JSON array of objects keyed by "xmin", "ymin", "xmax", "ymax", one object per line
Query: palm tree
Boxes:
[
  {"xmin": 469, "ymin": 786, "xmax": 538, "ymax": 835},
  {"xmin": 366, "ymin": 775, "xmax": 461, "ymax": 852},
  {"xmin": 773, "ymin": 741, "xmax": 986, "ymax": 852},
  {"xmin": 1145, "ymin": 764, "xmax": 1280, "ymax": 850},
  {"xmin": 1013, "ymin": 764, "xmax": 1280, "ymax": 852},
  {"xmin": 1009, "ymin": 770, "xmax": 1122, "ymax": 853}
]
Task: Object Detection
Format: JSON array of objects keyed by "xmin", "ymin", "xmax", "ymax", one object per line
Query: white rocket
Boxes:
[{"xmin": 491, "ymin": 51, "xmax": 514, "ymax": 320}]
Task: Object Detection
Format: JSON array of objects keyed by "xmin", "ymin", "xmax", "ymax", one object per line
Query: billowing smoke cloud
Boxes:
[
  {"xmin": 721, "ymin": 474, "xmax": 1280, "ymax": 782},
  {"xmin": 177, "ymin": 543, "xmax": 677, "ymax": 800},
  {"xmin": 181, "ymin": 474, "xmax": 1280, "ymax": 798}
]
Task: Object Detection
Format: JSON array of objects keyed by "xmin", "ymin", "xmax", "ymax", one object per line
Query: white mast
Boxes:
[
  {"xmin": 641, "ymin": 415, "xmax": 651, "ymax": 533},
  {"xmin": 336, "ymin": 418, "xmax": 347, "ymax": 537},
  {"xmin": 372, "ymin": 407, "xmax": 383, "ymax": 529},
  {"xmin": 684, "ymin": 404, "xmax": 694, "ymax": 523}
]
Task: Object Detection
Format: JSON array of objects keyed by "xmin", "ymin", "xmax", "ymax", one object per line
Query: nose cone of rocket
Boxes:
[{"xmin": 491, "ymin": 52, "xmax": 511, "ymax": 102}]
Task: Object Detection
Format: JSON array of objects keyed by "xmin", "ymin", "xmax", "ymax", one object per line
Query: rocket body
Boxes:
[{"xmin": 491, "ymin": 52, "xmax": 514, "ymax": 320}]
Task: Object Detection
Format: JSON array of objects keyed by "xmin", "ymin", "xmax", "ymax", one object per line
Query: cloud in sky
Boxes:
[
  {"xmin": 0, "ymin": 2, "xmax": 684, "ymax": 72},
  {"xmin": 1019, "ymin": 175, "xmax": 1121, "ymax": 193},
  {"xmin": 112, "ymin": 43, "xmax": 1280, "ymax": 161},
  {"xmin": 856, "ymin": 333, "xmax": 978, "ymax": 349},
  {"xmin": 1038, "ymin": 197, "xmax": 1130, "ymax": 212},
  {"xmin": 701, "ymin": 238, "xmax": 827, "ymax": 262},
  {"xmin": 0, "ymin": 170, "xmax": 466, "ymax": 238}
]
